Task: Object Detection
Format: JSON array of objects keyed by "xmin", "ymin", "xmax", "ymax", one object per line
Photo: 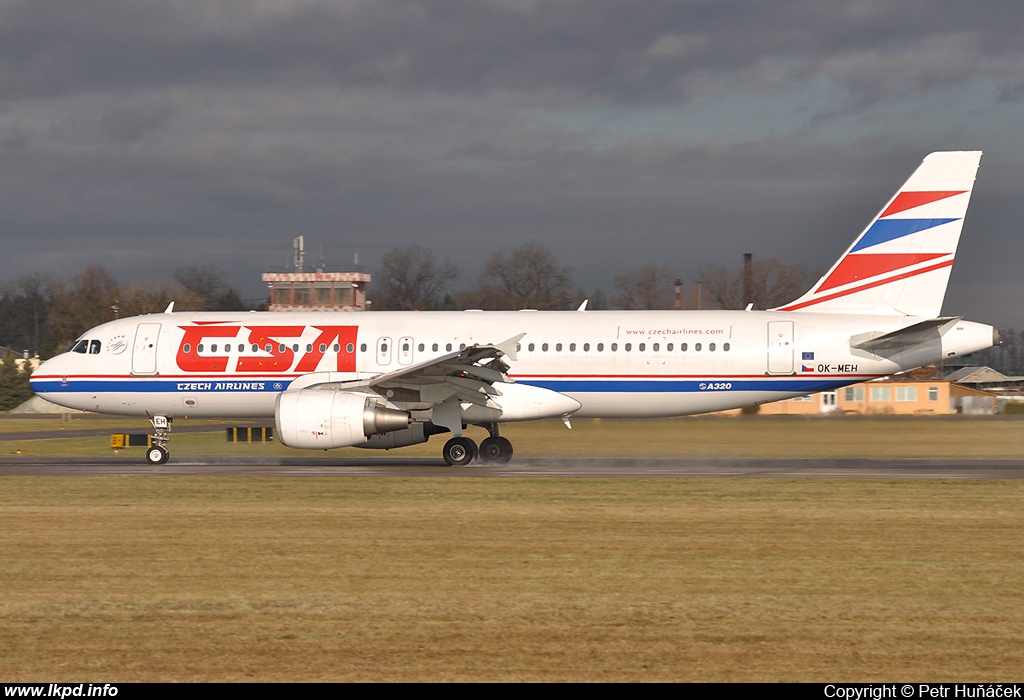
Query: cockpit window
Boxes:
[
  {"xmin": 89, "ymin": 340, "xmax": 101, "ymax": 354},
  {"xmin": 70, "ymin": 340, "xmax": 89, "ymax": 354}
]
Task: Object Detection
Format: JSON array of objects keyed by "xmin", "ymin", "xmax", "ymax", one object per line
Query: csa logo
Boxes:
[{"xmin": 108, "ymin": 335, "xmax": 128, "ymax": 355}]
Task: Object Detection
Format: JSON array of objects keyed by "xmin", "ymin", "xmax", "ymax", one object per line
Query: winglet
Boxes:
[
  {"xmin": 577, "ymin": 299, "xmax": 588, "ymax": 312},
  {"xmin": 493, "ymin": 333, "xmax": 526, "ymax": 361},
  {"xmin": 164, "ymin": 301, "xmax": 175, "ymax": 314}
]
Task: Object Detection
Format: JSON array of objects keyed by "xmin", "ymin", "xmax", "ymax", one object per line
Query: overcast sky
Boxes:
[{"xmin": 1, "ymin": 1, "xmax": 1022, "ymax": 325}]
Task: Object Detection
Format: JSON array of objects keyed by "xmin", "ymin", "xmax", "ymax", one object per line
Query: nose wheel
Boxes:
[{"xmin": 146, "ymin": 445, "xmax": 169, "ymax": 465}]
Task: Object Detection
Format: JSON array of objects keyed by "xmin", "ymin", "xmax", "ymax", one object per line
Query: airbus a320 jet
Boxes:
[{"xmin": 31, "ymin": 151, "xmax": 996, "ymax": 465}]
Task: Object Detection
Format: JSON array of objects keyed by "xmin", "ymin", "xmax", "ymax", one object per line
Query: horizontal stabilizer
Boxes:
[{"xmin": 851, "ymin": 317, "xmax": 961, "ymax": 352}]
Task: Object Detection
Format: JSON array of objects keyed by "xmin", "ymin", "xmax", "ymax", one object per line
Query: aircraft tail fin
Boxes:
[{"xmin": 774, "ymin": 151, "xmax": 982, "ymax": 317}]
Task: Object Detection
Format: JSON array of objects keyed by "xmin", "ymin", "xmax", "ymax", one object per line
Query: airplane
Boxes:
[{"xmin": 30, "ymin": 151, "xmax": 996, "ymax": 466}]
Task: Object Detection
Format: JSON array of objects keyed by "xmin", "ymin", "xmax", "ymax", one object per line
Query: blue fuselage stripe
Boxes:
[{"xmin": 32, "ymin": 377, "xmax": 855, "ymax": 395}]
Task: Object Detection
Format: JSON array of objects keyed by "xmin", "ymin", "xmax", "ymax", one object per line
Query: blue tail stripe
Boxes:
[{"xmin": 850, "ymin": 218, "xmax": 958, "ymax": 252}]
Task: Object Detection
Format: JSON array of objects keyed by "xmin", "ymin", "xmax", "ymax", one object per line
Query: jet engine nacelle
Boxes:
[{"xmin": 275, "ymin": 390, "xmax": 410, "ymax": 449}]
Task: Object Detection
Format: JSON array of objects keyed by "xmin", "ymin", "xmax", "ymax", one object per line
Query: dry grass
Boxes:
[{"xmin": 1, "ymin": 477, "xmax": 1021, "ymax": 681}]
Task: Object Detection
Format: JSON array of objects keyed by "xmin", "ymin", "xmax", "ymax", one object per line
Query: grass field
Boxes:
[
  {"xmin": 1, "ymin": 476, "xmax": 1022, "ymax": 682},
  {"xmin": 2, "ymin": 416, "xmax": 1023, "ymax": 681}
]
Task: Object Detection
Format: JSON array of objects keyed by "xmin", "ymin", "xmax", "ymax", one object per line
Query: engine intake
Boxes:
[{"xmin": 275, "ymin": 390, "xmax": 410, "ymax": 449}]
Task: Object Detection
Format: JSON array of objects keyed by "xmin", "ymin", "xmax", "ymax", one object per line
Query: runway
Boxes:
[{"xmin": 2, "ymin": 455, "xmax": 1023, "ymax": 478}]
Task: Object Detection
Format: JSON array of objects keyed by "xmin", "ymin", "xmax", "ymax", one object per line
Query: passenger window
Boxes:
[
  {"xmin": 569, "ymin": 343, "xmax": 575, "ymax": 351},
  {"xmin": 724, "ymin": 343, "xmax": 731, "ymax": 352},
  {"xmin": 198, "ymin": 344, "xmax": 205, "ymax": 353},
  {"xmin": 460, "ymin": 343, "xmax": 466, "ymax": 350},
  {"xmin": 265, "ymin": 344, "xmax": 273, "ymax": 353},
  {"xmin": 346, "ymin": 343, "xmax": 354, "ymax": 353},
  {"xmin": 279, "ymin": 344, "xmax": 286, "ymax": 353},
  {"xmin": 709, "ymin": 343, "xmax": 716, "ymax": 351},
  {"xmin": 681, "ymin": 343, "xmax": 688, "ymax": 351},
  {"xmin": 433, "ymin": 343, "xmax": 439, "ymax": 352},
  {"xmin": 638, "ymin": 343, "xmax": 645, "ymax": 352},
  {"xmin": 583, "ymin": 343, "xmax": 590, "ymax": 352},
  {"xmin": 542, "ymin": 343, "xmax": 548, "ymax": 352},
  {"xmin": 446, "ymin": 343, "xmax": 452, "ymax": 352},
  {"xmin": 667, "ymin": 343, "xmax": 673, "ymax": 351},
  {"xmin": 652, "ymin": 343, "xmax": 659, "ymax": 351},
  {"xmin": 611, "ymin": 343, "xmax": 618, "ymax": 351},
  {"xmin": 624, "ymin": 343, "xmax": 631, "ymax": 351},
  {"xmin": 361, "ymin": 344, "xmax": 367, "ymax": 352},
  {"xmin": 211, "ymin": 344, "xmax": 218, "ymax": 352},
  {"xmin": 307, "ymin": 344, "xmax": 314, "ymax": 353},
  {"xmin": 556, "ymin": 343, "xmax": 562, "ymax": 351},
  {"xmin": 319, "ymin": 343, "xmax": 326, "ymax": 352},
  {"xmin": 597, "ymin": 343, "xmax": 604, "ymax": 352},
  {"xmin": 695, "ymin": 343, "xmax": 702, "ymax": 351},
  {"xmin": 418, "ymin": 343, "xmax": 425, "ymax": 352}
]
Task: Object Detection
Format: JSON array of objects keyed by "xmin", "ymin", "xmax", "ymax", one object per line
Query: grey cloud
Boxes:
[{"xmin": 0, "ymin": 0, "xmax": 1022, "ymax": 326}]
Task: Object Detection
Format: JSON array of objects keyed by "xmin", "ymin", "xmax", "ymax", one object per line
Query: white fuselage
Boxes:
[{"xmin": 29, "ymin": 309, "xmax": 995, "ymax": 420}]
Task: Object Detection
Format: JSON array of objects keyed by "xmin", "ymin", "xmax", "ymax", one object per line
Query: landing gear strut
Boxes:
[{"xmin": 146, "ymin": 416, "xmax": 172, "ymax": 465}]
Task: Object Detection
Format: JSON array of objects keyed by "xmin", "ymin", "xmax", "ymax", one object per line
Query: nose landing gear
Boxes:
[{"xmin": 145, "ymin": 416, "xmax": 172, "ymax": 465}]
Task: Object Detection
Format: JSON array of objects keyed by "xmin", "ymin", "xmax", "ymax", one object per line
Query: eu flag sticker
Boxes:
[{"xmin": 802, "ymin": 351, "xmax": 814, "ymax": 360}]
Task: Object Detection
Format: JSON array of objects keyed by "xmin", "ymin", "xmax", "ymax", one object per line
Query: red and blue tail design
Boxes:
[{"xmin": 775, "ymin": 151, "xmax": 982, "ymax": 317}]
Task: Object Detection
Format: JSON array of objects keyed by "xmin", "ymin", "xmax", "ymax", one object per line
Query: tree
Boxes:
[
  {"xmin": 174, "ymin": 264, "xmax": 244, "ymax": 311},
  {"xmin": 696, "ymin": 258, "xmax": 817, "ymax": 310},
  {"xmin": 0, "ymin": 347, "xmax": 32, "ymax": 411},
  {"xmin": 45, "ymin": 264, "xmax": 121, "ymax": 353},
  {"xmin": 0, "ymin": 273, "xmax": 56, "ymax": 358},
  {"xmin": 612, "ymin": 264, "xmax": 675, "ymax": 310},
  {"xmin": 460, "ymin": 243, "xmax": 575, "ymax": 310},
  {"xmin": 373, "ymin": 246, "xmax": 458, "ymax": 310}
]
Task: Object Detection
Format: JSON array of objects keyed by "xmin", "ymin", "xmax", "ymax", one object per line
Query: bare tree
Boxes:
[
  {"xmin": 612, "ymin": 264, "xmax": 675, "ymax": 310},
  {"xmin": 0, "ymin": 273, "xmax": 55, "ymax": 357},
  {"xmin": 460, "ymin": 243, "xmax": 574, "ymax": 310},
  {"xmin": 174, "ymin": 264, "xmax": 244, "ymax": 311},
  {"xmin": 46, "ymin": 264, "xmax": 121, "ymax": 350},
  {"xmin": 373, "ymin": 246, "xmax": 458, "ymax": 310},
  {"xmin": 696, "ymin": 258, "xmax": 816, "ymax": 310},
  {"xmin": 119, "ymin": 280, "xmax": 205, "ymax": 317}
]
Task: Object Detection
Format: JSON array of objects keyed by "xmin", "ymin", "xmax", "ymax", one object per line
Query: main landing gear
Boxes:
[
  {"xmin": 441, "ymin": 424, "xmax": 513, "ymax": 466},
  {"xmin": 145, "ymin": 416, "xmax": 172, "ymax": 465}
]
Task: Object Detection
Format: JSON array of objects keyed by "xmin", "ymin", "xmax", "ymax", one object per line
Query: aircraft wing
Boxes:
[{"xmin": 299, "ymin": 333, "xmax": 525, "ymax": 409}]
